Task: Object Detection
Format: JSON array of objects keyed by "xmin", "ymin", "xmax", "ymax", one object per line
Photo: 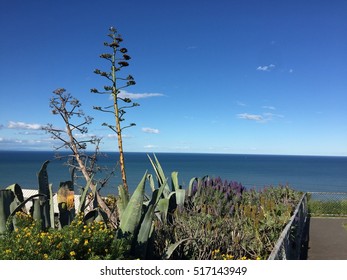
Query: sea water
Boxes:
[{"xmin": 0, "ymin": 151, "xmax": 346, "ymax": 195}]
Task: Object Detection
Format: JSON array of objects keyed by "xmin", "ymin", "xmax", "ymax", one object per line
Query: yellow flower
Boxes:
[
  {"xmin": 70, "ymin": 251, "xmax": 76, "ymax": 257},
  {"xmin": 43, "ymin": 254, "xmax": 49, "ymax": 260},
  {"xmin": 84, "ymin": 239, "xmax": 89, "ymax": 246},
  {"xmin": 73, "ymin": 238, "xmax": 79, "ymax": 244},
  {"xmin": 5, "ymin": 249, "xmax": 11, "ymax": 254}
]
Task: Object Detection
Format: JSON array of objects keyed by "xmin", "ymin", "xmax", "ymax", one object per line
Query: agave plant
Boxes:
[
  {"xmin": 117, "ymin": 170, "xmax": 168, "ymax": 258},
  {"xmin": 147, "ymin": 154, "xmax": 186, "ymax": 223},
  {"xmin": 0, "ymin": 160, "xmax": 52, "ymax": 234},
  {"xmin": 115, "ymin": 154, "xmax": 192, "ymax": 259}
]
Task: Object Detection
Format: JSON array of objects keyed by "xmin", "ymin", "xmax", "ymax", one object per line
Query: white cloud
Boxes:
[
  {"xmin": 0, "ymin": 137, "xmax": 52, "ymax": 149},
  {"xmin": 256, "ymin": 64, "xmax": 275, "ymax": 71},
  {"xmin": 237, "ymin": 113, "xmax": 264, "ymax": 121},
  {"xmin": 237, "ymin": 112, "xmax": 284, "ymax": 123},
  {"xmin": 8, "ymin": 121, "xmax": 42, "ymax": 130},
  {"xmin": 74, "ymin": 133, "xmax": 96, "ymax": 139},
  {"xmin": 106, "ymin": 133, "xmax": 132, "ymax": 139},
  {"xmin": 118, "ymin": 90, "xmax": 164, "ymax": 100},
  {"xmin": 144, "ymin": 144, "xmax": 157, "ymax": 149},
  {"xmin": 107, "ymin": 134, "xmax": 117, "ymax": 138},
  {"xmin": 142, "ymin": 127, "xmax": 160, "ymax": 134},
  {"xmin": 236, "ymin": 101, "xmax": 247, "ymax": 106},
  {"xmin": 262, "ymin": 105, "xmax": 276, "ymax": 110},
  {"xmin": 18, "ymin": 131, "xmax": 44, "ymax": 136},
  {"xmin": 263, "ymin": 112, "xmax": 284, "ymax": 118}
]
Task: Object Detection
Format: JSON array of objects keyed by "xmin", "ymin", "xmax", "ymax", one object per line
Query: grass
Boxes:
[{"xmin": 308, "ymin": 200, "xmax": 347, "ymax": 216}]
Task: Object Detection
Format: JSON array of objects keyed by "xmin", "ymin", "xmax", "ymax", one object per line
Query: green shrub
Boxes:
[
  {"xmin": 152, "ymin": 182, "xmax": 302, "ymax": 260},
  {"xmin": 0, "ymin": 212, "xmax": 130, "ymax": 260},
  {"xmin": 0, "ymin": 177, "xmax": 303, "ymax": 260}
]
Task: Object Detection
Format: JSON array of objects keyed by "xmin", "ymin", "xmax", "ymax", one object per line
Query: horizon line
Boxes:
[{"xmin": 0, "ymin": 149, "xmax": 346, "ymax": 158}]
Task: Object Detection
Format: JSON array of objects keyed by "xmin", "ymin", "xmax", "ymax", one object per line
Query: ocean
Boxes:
[{"xmin": 0, "ymin": 151, "xmax": 346, "ymax": 196}]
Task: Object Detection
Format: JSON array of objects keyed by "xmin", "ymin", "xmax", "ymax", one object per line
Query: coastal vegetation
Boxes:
[
  {"xmin": 0, "ymin": 157, "xmax": 303, "ymax": 260},
  {"xmin": 308, "ymin": 199, "xmax": 347, "ymax": 216},
  {"xmin": 0, "ymin": 27, "xmax": 304, "ymax": 260}
]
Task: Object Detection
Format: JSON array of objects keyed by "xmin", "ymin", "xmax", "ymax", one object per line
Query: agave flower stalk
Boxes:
[{"xmin": 92, "ymin": 27, "xmax": 138, "ymax": 193}]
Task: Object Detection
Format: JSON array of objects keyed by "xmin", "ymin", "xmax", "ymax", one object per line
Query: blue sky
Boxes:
[{"xmin": 0, "ymin": 0, "xmax": 346, "ymax": 156}]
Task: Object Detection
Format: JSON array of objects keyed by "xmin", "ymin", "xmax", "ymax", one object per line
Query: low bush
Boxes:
[
  {"xmin": 0, "ymin": 177, "xmax": 303, "ymax": 260},
  {"xmin": 0, "ymin": 212, "xmax": 130, "ymax": 260},
  {"xmin": 151, "ymin": 179, "xmax": 302, "ymax": 260}
]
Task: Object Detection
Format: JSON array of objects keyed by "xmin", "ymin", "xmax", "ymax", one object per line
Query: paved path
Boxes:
[{"xmin": 307, "ymin": 217, "xmax": 347, "ymax": 260}]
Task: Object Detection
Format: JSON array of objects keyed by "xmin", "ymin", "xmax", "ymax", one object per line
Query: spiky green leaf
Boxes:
[{"xmin": 119, "ymin": 171, "xmax": 147, "ymax": 235}]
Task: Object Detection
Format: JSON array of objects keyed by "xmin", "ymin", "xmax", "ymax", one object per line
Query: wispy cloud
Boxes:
[
  {"xmin": 142, "ymin": 127, "xmax": 160, "ymax": 134},
  {"xmin": 106, "ymin": 133, "xmax": 132, "ymax": 139},
  {"xmin": 74, "ymin": 133, "xmax": 96, "ymax": 139},
  {"xmin": 236, "ymin": 101, "xmax": 247, "ymax": 107},
  {"xmin": 263, "ymin": 112, "xmax": 284, "ymax": 119},
  {"xmin": 0, "ymin": 136, "xmax": 52, "ymax": 149},
  {"xmin": 18, "ymin": 131, "xmax": 44, "ymax": 136},
  {"xmin": 107, "ymin": 134, "xmax": 117, "ymax": 139},
  {"xmin": 262, "ymin": 105, "xmax": 276, "ymax": 110},
  {"xmin": 237, "ymin": 112, "xmax": 283, "ymax": 123},
  {"xmin": 256, "ymin": 64, "xmax": 275, "ymax": 72},
  {"xmin": 144, "ymin": 144, "xmax": 158, "ymax": 149},
  {"xmin": 8, "ymin": 121, "xmax": 42, "ymax": 130},
  {"xmin": 237, "ymin": 113, "xmax": 264, "ymax": 121},
  {"xmin": 118, "ymin": 90, "xmax": 164, "ymax": 100}
]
